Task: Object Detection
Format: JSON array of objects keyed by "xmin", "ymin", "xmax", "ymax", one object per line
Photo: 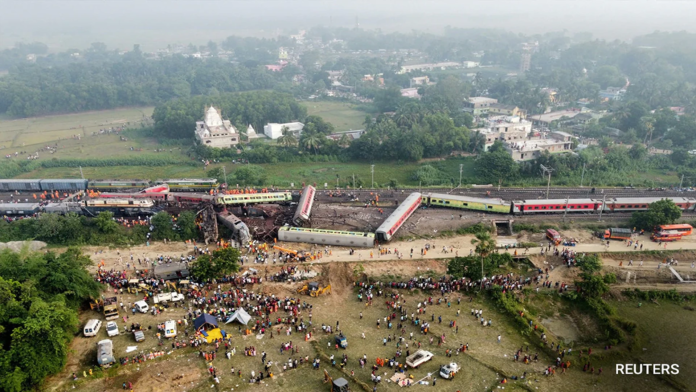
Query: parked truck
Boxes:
[
  {"xmin": 405, "ymin": 350, "xmax": 433, "ymax": 368},
  {"xmin": 153, "ymin": 292, "xmax": 185, "ymax": 304},
  {"xmin": 103, "ymin": 297, "xmax": 119, "ymax": 320},
  {"xmin": 598, "ymin": 228, "xmax": 632, "ymax": 241}
]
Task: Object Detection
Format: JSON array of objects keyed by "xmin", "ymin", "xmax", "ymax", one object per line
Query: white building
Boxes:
[
  {"xmin": 194, "ymin": 106, "xmax": 240, "ymax": 148},
  {"xmin": 263, "ymin": 122, "xmax": 305, "ymax": 140},
  {"xmin": 246, "ymin": 125, "xmax": 261, "ymax": 139}
]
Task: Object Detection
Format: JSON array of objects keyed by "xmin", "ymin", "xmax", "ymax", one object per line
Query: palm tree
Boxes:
[
  {"xmin": 276, "ymin": 126, "xmax": 297, "ymax": 148},
  {"xmin": 471, "ymin": 232, "xmax": 496, "ymax": 288},
  {"xmin": 300, "ymin": 131, "xmax": 322, "ymax": 155}
]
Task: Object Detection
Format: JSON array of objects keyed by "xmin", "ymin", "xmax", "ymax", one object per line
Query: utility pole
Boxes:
[
  {"xmin": 598, "ymin": 193, "xmax": 606, "ymax": 221},
  {"xmin": 371, "ymin": 165, "xmax": 375, "ymax": 189},
  {"xmin": 562, "ymin": 197, "xmax": 569, "ymax": 222},
  {"xmin": 352, "ymin": 174, "xmax": 355, "ymax": 189},
  {"xmin": 222, "ymin": 166, "xmax": 228, "ymax": 187},
  {"xmin": 580, "ymin": 163, "xmax": 586, "ymax": 187},
  {"xmin": 79, "ymin": 166, "xmax": 84, "ymax": 180},
  {"xmin": 336, "ymin": 175, "xmax": 339, "ymax": 188},
  {"xmin": 459, "ymin": 164, "xmax": 463, "ymax": 188},
  {"xmin": 540, "ymin": 164, "xmax": 554, "ymax": 199},
  {"xmin": 680, "ymin": 174, "xmax": 685, "ymax": 190}
]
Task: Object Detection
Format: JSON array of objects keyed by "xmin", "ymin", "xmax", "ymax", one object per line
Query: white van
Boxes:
[
  {"xmin": 164, "ymin": 320, "xmax": 177, "ymax": 338},
  {"xmin": 134, "ymin": 300, "xmax": 149, "ymax": 313},
  {"xmin": 83, "ymin": 319, "xmax": 103, "ymax": 337}
]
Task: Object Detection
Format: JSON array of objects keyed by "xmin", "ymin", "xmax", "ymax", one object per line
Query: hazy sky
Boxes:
[{"xmin": 1, "ymin": 0, "xmax": 696, "ymax": 50}]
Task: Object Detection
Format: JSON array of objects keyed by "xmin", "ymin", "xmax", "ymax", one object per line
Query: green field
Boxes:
[
  {"xmin": 0, "ymin": 107, "xmax": 155, "ymax": 156},
  {"xmin": 16, "ymin": 159, "xmax": 477, "ymax": 188},
  {"xmin": 304, "ymin": 101, "xmax": 369, "ymax": 132}
]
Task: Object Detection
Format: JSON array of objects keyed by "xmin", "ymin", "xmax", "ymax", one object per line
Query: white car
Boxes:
[
  {"xmin": 439, "ymin": 363, "xmax": 460, "ymax": 379},
  {"xmin": 105, "ymin": 321, "xmax": 119, "ymax": 337}
]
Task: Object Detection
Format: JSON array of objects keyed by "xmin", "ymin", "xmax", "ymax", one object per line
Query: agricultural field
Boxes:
[
  {"xmin": 304, "ymin": 101, "xmax": 369, "ymax": 132},
  {"xmin": 0, "ymin": 107, "xmax": 155, "ymax": 158},
  {"xmin": 16, "ymin": 158, "xmax": 476, "ymax": 188}
]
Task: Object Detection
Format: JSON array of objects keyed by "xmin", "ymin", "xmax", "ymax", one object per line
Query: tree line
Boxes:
[{"xmin": 0, "ymin": 46, "xmax": 293, "ymax": 118}]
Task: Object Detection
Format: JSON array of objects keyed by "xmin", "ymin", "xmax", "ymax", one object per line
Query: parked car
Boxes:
[
  {"xmin": 153, "ymin": 292, "xmax": 185, "ymax": 304},
  {"xmin": 83, "ymin": 319, "xmax": 102, "ymax": 337},
  {"xmin": 106, "ymin": 321, "xmax": 119, "ymax": 337},
  {"xmin": 439, "ymin": 363, "xmax": 460, "ymax": 379}
]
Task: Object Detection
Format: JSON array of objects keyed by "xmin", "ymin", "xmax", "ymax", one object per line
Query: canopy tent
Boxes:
[
  {"xmin": 225, "ymin": 308, "xmax": 252, "ymax": 325},
  {"xmin": 194, "ymin": 313, "xmax": 218, "ymax": 331}
]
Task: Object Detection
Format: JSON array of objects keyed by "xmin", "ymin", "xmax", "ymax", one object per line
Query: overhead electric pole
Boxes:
[
  {"xmin": 371, "ymin": 165, "xmax": 375, "ymax": 189},
  {"xmin": 540, "ymin": 164, "xmax": 554, "ymax": 199},
  {"xmin": 580, "ymin": 162, "xmax": 586, "ymax": 187},
  {"xmin": 459, "ymin": 164, "xmax": 463, "ymax": 188}
]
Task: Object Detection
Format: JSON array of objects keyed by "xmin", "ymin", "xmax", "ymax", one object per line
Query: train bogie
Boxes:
[
  {"xmin": 376, "ymin": 192, "xmax": 422, "ymax": 242},
  {"xmin": 278, "ymin": 227, "xmax": 375, "ymax": 247}
]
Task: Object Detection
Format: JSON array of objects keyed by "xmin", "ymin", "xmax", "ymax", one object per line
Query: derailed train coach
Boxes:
[{"xmin": 278, "ymin": 226, "xmax": 375, "ymax": 247}]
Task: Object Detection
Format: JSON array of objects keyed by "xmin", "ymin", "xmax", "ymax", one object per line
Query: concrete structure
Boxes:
[
  {"xmin": 461, "ymin": 61, "xmax": 480, "ymax": 68},
  {"xmin": 599, "ymin": 87, "xmax": 626, "ymax": 101},
  {"xmin": 519, "ymin": 51, "xmax": 531, "ymax": 73},
  {"xmin": 327, "ymin": 130, "xmax": 365, "ymax": 143},
  {"xmin": 479, "ymin": 116, "xmax": 532, "ymax": 151},
  {"xmin": 195, "ymin": 106, "xmax": 240, "ymax": 149},
  {"xmin": 409, "ymin": 76, "xmax": 430, "ymax": 87},
  {"xmin": 528, "ymin": 110, "xmax": 583, "ymax": 127},
  {"xmin": 400, "ymin": 88, "xmax": 421, "ymax": 99},
  {"xmin": 263, "ymin": 122, "xmax": 304, "ymax": 140},
  {"xmin": 505, "ymin": 138, "xmax": 573, "ymax": 161},
  {"xmin": 489, "ymin": 103, "xmax": 525, "ymax": 118},
  {"xmin": 463, "ymin": 97, "xmax": 498, "ymax": 116},
  {"xmin": 398, "ymin": 62, "xmax": 461, "ymax": 74},
  {"xmin": 246, "ymin": 125, "xmax": 261, "ymax": 139}
]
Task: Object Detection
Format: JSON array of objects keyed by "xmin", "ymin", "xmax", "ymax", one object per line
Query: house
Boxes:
[
  {"xmin": 409, "ymin": 76, "xmax": 430, "ymax": 88},
  {"xmin": 461, "ymin": 61, "xmax": 480, "ymax": 68},
  {"xmin": 327, "ymin": 130, "xmax": 365, "ymax": 143},
  {"xmin": 398, "ymin": 62, "xmax": 461, "ymax": 74},
  {"xmin": 599, "ymin": 87, "xmax": 626, "ymax": 101},
  {"xmin": 463, "ymin": 97, "xmax": 498, "ymax": 116},
  {"xmin": 528, "ymin": 109, "xmax": 583, "ymax": 127},
  {"xmin": 669, "ymin": 107, "xmax": 686, "ymax": 116},
  {"xmin": 263, "ymin": 122, "xmax": 305, "ymax": 140},
  {"xmin": 400, "ymin": 88, "xmax": 421, "ymax": 99},
  {"xmin": 505, "ymin": 138, "xmax": 573, "ymax": 161},
  {"xmin": 549, "ymin": 131, "xmax": 576, "ymax": 142},
  {"xmin": 478, "ymin": 116, "xmax": 532, "ymax": 151},
  {"xmin": 489, "ymin": 103, "xmax": 525, "ymax": 118},
  {"xmin": 195, "ymin": 106, "xmax": 240, "ymax": 149}
]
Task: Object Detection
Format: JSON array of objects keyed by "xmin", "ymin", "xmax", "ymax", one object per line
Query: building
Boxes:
[
  {"xmin": 246, "ymin": 125, "xmax": 261, "ymax": 139},
  {"xmin": 599, "ymin": 87, "xmax": 626, "ymax": 101},
  {"xmin": 400, "ymin": 88, "xmax": 421, "ymax": 99},
  {"xmin": 327, "ymin": 130, "xmax": 365, "ymax": 143},
  {"xmin": 409, "ymin": 76, "xmax": 430, "ymax": 88},
  {"xmin": 461, "ymin": 61, "xmax": 480, "ymax": 68},
  {"xmin": 263, "ymin": 122, "xmax": 305, "ymax": 140},
  {"xmin": 398, "ymin": 62, "xmax": 461, "ymax": 74},
  {"xmin": 519, "ymin": 51, "xmax": 531, "ymax": 73},
  {"xmin": 489, "ymin": 103, "xmax": 525, "ymax": 118},
  {"xmin": 528, "ymin": 109, "xmax": 584, "ymax": 128},
  {"xmin": 195, "ymin": 106, "xmax": 240, "ymax": 149},
  {"xmin": 463, "ymin": 97, "xmax": 498, "ymax": 116},
  {"xmin": 479, "ymin": 116, "xmax": 532, "ymax": 151},
  {"xmin": 505, "ymin": 138, "xmax": 573, "ymax": 161}
]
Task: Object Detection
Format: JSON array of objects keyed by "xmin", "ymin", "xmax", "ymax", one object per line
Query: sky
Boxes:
[{"xmin": 1, "ymin": 0, "xmax": 696, "ymax": 50}]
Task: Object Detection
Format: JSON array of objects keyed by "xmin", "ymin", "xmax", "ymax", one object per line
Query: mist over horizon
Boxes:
[{"xmin": 1, "ymin": 0, "xmax": 696, "ymax": 50}]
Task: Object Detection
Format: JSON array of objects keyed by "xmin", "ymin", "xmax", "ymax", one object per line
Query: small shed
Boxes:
[
  {"xmin": 194, "ymin": 313, "xmax": 219, "ymax": 331},
  {"xmin": 332, "ymin": 378, "xmax": 349, "ymax": 392}
]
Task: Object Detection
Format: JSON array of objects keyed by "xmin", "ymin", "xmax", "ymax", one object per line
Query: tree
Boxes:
[
  {"xmin": 151, "ymin": 211, "xmax": 175, "ymax": 240},
  {"xmin": 574, "ymin": 254, "xmax": 609, "ymax": 298},
  {"xmin": 374, "ymin": 85, "xmax": 403, "ymax": 113},
  {"xmin": 94, "ymin": 211, "xmax": 117, "ymax": 233},
  {"xmin": 474, "ymin": 144, "xmax": 518, "ymax": 183},
  {"xmin": 233, "ymin": 165, "xmax": 268, "ymax": 186},
  {"xmin": 189, "ymin": 247, "xmax": 241, "ymax": 281},
  {"xmin": 177, "ymin": 211, "xmax": 198, "ymax": 240},
  {"xmin": 447, "ymin": 253, "xmax": 511, "ymax": 281},
  {"xmin": 630, "ymin": 199, "xmax": 682, "ymax": 230},
  {"xmin": 276, "ymin": 126, "xmax": 297, "ymax": 148}
]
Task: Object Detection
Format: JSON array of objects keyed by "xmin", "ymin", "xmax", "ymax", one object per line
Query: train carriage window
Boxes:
[
  {"xmin": 542, "ymin": 206, "xmax": 547, "ymax": 210},
  {"xmin": 445, "ymin": 201, "xmax": 450, "ymax": 205},
  {"xmin": 487, "ymin": 206, "xmax": 492, "ymax": 209}
]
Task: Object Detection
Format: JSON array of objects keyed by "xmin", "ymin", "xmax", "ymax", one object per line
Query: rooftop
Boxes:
[
  {"xmin": 528, "ymin": 110, "xmax": 582, "ymax": 123},
  {"xmin": 468, "ymin": 96, "xmax": 498, "ymax": 104}
]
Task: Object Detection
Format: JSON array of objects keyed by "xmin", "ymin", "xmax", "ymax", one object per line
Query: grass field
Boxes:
[
  {"xmin": 304, "ymin": 101, "xmax": 369, "ymax": 132},
  {"xmin": 16, "ymin": 158, "xmax": 478, "ymax": 188},
  {"xmin": 0, "ymin": 107, "xmax": 154, "ymax": 154}
]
